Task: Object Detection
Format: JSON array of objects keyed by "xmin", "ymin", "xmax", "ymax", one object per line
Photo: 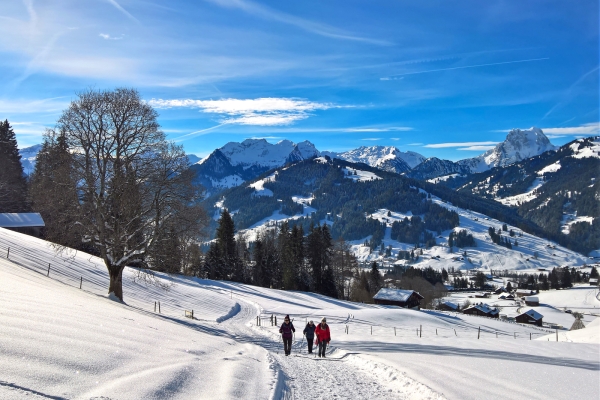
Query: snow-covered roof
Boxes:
[
  {"xmin": 442, "ymin": 301, "xmax": 459, "ymax": 310},
  {"xmin": 519, "ymin": 309, "xmax": 543, "ymax": 321},
  {"xmin": 516, "ymin": 289, "xmax": 534, "ymax": 294},
  {"xmin": 373, "ymin": 288, "xmax": 423, "ymax": 302},
  {"xmin": 464, "ymin": 303, "xmax": 499, "ymax": 315},
  {"xmin": 0, "ymin": 213, "xmax": 45, "ymax": 228},
  {"xmin": 524, "ymin": 296, "xmax": 539, "ymax": 302}
]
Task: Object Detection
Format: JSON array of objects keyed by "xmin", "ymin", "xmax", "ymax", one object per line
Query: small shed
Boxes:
[
  {"xmin": 438, "ymin": 301, "xmax": 459, "ymax": 312},
  {"xmin": 524, "ymin": 296, "xmax": 540, "ymax": 306},
  {"xmin": 589, "ymin": 278, "xmax": 598, "ymax": 286},
  {"xmin": 515, "ymin": 310, "xmax": 543, "ymax": 326},
  {"xmin": 0, "ymin": 213, "xmax": 45, "ymax": 237},
  {"xmin": 462, "ymin": 303, "xmax": 499, "ymax": 318},
  {"xmin": 373, "ymin": 288, "xmax": 424, "ymax": 309}
]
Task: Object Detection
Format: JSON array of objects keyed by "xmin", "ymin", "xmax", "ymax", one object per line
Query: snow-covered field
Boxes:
[{"xmin": 0, "ymin": 227, "xmax": 598, "ymax": 399}]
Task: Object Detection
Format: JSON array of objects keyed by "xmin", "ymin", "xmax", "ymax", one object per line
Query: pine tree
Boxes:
[
  {"xmin": 0, "ymin": 120, "xmax": 28, "ymax": 212},
  {"xmin": 215, "ymin": 209, "xmax": 238, "ymax": 280},
  {"xmin": 369, "ymin": 262, "xmax": 382, "ymax": 293},
  {"xmin": 29, "ymin": 131, "xmax": 80, "ymax": 247}
]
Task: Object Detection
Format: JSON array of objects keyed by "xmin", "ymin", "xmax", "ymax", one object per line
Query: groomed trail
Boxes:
[{"xmin": 219, "ymin": 295, "xmax": 445, "ymax": 399}]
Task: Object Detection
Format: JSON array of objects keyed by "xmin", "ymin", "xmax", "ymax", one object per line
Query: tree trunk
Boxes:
[{"xmin": 108, "ymin": 267, "xmax": 124, "ymax": 301}]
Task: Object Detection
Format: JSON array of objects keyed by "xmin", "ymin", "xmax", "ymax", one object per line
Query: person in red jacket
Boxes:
[{"xmin": 314, "ymin": 317, "xmax": 331, "ymax": 358}]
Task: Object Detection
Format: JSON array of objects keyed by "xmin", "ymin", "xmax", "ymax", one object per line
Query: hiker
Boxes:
[
  {"xmin": 279, "ymin": 315, "xmax": 295, "ymax": 356},
  {"xmin": 303, "ymin": 320, "xmax": 316, "ymax": 354},
  {"xmin": 314, "ymin": 317, "xmax": 331, "ymax": 358}
]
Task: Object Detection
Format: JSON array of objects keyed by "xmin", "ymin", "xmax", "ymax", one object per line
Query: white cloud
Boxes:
[
  {"xmin": 361, "ymin": 138, "xmax": 382, "ymax": 141},
  {"xmin": 99, "ymin": 33, "xmax": 123, "ymax": 40},
  {"xmin": 424, "ymin": 141, "xmax": 498, "ymax": 148},
  {"xmin": 148, "ymin": 97, "xmax": 336, "ymax": 126},
  {"xmin": 541, "ymin": 122, "xmax": 599, "ymax": 136},
  {"xmin": 457, "ymin": 145, "xmax": 496, "ymax": 151}
]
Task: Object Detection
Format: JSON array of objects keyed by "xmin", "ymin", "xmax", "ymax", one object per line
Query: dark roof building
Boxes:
[
  {"xmin": 515, "ymin": 309, "xmax": 543, "ymax": 326},
  {"xmin": 0, "ymin": 213, "xmax": 45, "ymax": 237},
  {"xmin": 462, "ymin": 303, "xmax": 499, "ymax": 318},
  {"xmin": 438, "ymin": 301, "xmax": 460, "ymax": 312},
  {"xmin": 373, "ymin": 288, "xmax": 424, "ymax": 309},
  {"xmin": 524, "ymin": 296, "xmax": 540, "ymax": 306}
]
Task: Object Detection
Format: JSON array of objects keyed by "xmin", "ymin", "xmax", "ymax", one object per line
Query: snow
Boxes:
[
  {"xmin": 427, "ymin": 173, "xmax": 463, "ymax": 183},
  {"xmin": 561, "ymin": 214, "xmax": 594, "ymax": 234},
  {"xmin": 570, "ymin": 137, "xmax": 600, "ymax": 159},
  {"xmin": 343, "ymin": 167, "xmax": 381, "ymax": 182},
  {"xmin": 537, "ymin": 161, "xmax": 561, "ymax": 175},
  {"xmin": 1, "ymin": 227, "xmax": 598, "ymax": 399},
  {"xmin": 249, "ymin": 172, "xmax": 277, "ymax": 197},
  {"xmin": 496, "ymin": 178, "xmax": 544, "ymax": 206},
  {"xmin": 373, "ymin": 288, "xmax": 418, "ymax": 302}
]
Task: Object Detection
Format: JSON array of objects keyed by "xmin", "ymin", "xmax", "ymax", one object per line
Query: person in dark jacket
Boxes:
[
  {"xmin": 279, "ymin": 315, "xmax": 295, "ymax": 356},
  {"xmin": 314, "ymin": 317, "xmax": 331, "ymax": 358},
  {"xmin": 303, "ymin": 320, "xmax": 316, "ymax": 354}
]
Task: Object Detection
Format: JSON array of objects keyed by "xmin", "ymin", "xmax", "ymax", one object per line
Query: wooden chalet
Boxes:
[
  {"xmin": 462, "ymin": 303, "xmax": 499, "ymax": 318},
  {"xmin": 515, "ymin": 309, "xmax": 543, "ymax": 327},
  {"xmin": 515, "ymin": 289, "xmax": 535, "ymax": 297},
  {"xmin": 373, "ymin": 288, "xmax": 424, "ymax": 309},
  {"xmin": 589, "ymin": 278, "xmax": 599, "ymax": 286},
  {"xmin": 524, "ymin": 296, "xmax": 540, "ymax": 306},
  {"xmin": 0, "ymin": 213, "xmax": 45, "ymax": 237},
  {"xmin": 438, "ymin": 301, "xmax": 459, "ymax": 312}
]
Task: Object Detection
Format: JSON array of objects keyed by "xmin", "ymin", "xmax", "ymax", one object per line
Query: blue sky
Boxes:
[{"xmin": 1, "ymin": 0, "xmax": 598, "ymax": 160}]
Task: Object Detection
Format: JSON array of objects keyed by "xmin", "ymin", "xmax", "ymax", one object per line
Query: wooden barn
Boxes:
[
  {"xmin": 438, "ymin": 301, "xmax": 459, "ymax": 312},
  {"xmin": 373, "ymin": 288, "xmax": 424, "ymax": 309},
  {"xmin": 462, "ymin": 303, "xmax": 499, "ymax": 318},
  {"xmin": 516, "ymin": 289, "xmax": 535, "ymax": 297},
  {"xmin": 524, "ymin": 296, "xmax": 540, "ymax": 306},
  {"xmin": 515, "ymin": 309, "xmax": 543, "ymax": 326},
  {"xmin": 0, "ymin": 213, "xmax": 45, "ymax": 237}
]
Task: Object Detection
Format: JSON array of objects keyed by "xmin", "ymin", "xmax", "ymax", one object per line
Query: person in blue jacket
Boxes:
[{"xmin": 303, "ymin": 320, "xmax": 316, "ymax": 354}]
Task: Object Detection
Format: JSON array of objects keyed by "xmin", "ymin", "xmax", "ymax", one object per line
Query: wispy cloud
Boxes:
[
  {"xmin": 383, "ymin": 57, "xmax": 550, "ymax": 79},
  {"xmin": 542, "ymin": 122, "xmax": 599, "ymax": 136},
  {"xmin": 99, "ymin": 33, "xmax": 124, "ymax": 40},
  {"xmin": 457, "ymin": 145, "xmax": 496, "ymax": 151},
  {"xmin": 104, "ymin": 0, "xmax": 140, "ymax": 24},
  {"xmin": 151, "ymin": 97, "xmax": 336, "ymax": 126},
  {"xmin": 361, "ymin": 138, "xmax": 382, "ymax": 141},
  {"xmin": 424, "ymin": 141, "xmax": 498, "ymax": 149},
  {"xmin": 205, "ymin": 0, "xmax": 390, "ymax": 45},
  {"xmin": 542, "ymin": 66, "xmax": 600, "ymax": 120},
  {"xmin": 253, "ymin": 126, "xmax": 411, "ymax": 133},
  {"xmin": 407, "ymin": 143, "xmax": 423, "ymax": 146}
]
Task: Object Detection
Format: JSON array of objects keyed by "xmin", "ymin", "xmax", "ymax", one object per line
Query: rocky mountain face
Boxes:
[{"xmin": 458, "ymin": 127, "xmax": 557, "ymax": 173}]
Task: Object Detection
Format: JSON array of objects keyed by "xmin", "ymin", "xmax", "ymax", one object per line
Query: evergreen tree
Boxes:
[
  {"xmin": 369, "ymin": 262, "xmax": 382, "ymax": 293},
  {"xmin": 590, "ymin": 266, "xmax": 599, "ymax": 279},
  {"xmin": 29, "ymin": 130, "xmax": 80, "ymax": 247},
  {"xmin": 215, "ymin": 209, "xmax": 239, "ymax": 280},
  {"xmin": 204, "ymin": 242, "xmax": 221, "ymax": 279},
  {"xmin": 549, "ymin": 268, "xmax": 560, "ymax": 289},
  {"xmin": 0, "ymin": 120, "xmax": 28, "ymax": 212}
]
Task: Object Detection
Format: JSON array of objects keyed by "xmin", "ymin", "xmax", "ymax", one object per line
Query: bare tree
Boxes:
[{"xmin": 57, "ymin": 88, "xmax": 207, "ymax": 301}]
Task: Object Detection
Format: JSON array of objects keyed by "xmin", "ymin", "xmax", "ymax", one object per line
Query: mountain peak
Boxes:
[{"xmin": 325, "ymin": 145, "xmax": 425, "ymax": 172}]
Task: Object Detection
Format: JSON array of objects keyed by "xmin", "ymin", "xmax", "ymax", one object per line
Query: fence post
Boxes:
[
  {"xmin": 454, "ymin": 329, "xmax": 457, "ymax": 336},
  {"xmin": 371, "ymin": 326, "xmax": 372, "ymax": 335},
  {"xmin": 496, "ymin": 331, "xmax": 498, "ymax": 338},
  {"xmin": 556, "ymin": 329, "xmax": 558, "ymax": 342},
  {"xmin": 394, "ymin": 327, "xmax": 396, "ymax": 336},
  {"xmin": 530, "ymin": 332, "xmax": 531, "ymax": 340},
  {"xmin": 477, "ymin": 326, "xmax": 480, "ymax": 339},
  {"xmin": 47, "ymin": 264, "xmax": 51, "ymax": 277},
  {"xmin": 6, "ymin": 247, "xmax": 9, "ymax": 258},
  {"xmin": 514, "ymin": 332, "xmax": 516, "ymax": 339},
  {"xmin": 159, "ymin": 302, "xmax": 161, "ymax": 314},
  {"xmin": 154, "ymin": 301, "xmax": 156, "ymax": 312},
  {"xmin": 420, "ymin": 325, "xmax": 422, "ymax": 338},
  {"xmin": 275, "ymin": 316, "xmax": 277, "ymax": 325},
  {"xmin": 80, "ymin": 277, "xmax": 82, "ymax": 289},
  {"xmin": 436, "ymin": 328, "xmax": 438, "ymax": 335}
]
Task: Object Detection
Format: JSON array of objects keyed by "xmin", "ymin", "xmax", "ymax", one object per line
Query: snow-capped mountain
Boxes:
[
  {"xmin": 406, "ymin": 157, "xmax": 471, "ymax": 181},
  {"xmin": 323, "ymin": 146, "xmax": 425, "ymax": 173},
  {"xmin": 218, "ymin": 139, "xmax": 318, "ymax": 169},
  {"xmin": 191, "ymin": 139, "xmax": 320, "ymax": 194},
  {"xmin": 458, "ymin": 127, "xmax": 557, "ymax": 173},
  {"xmin": 19, "ymin": 144, "xmax": 42, "ymax": 176}
]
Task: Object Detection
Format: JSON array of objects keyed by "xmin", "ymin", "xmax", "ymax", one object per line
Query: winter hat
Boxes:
[
  {"xmin": 321, "ymin": 317, "xmax": 327, "ymax": 322},
  {"xmin": 285, "ymin": 315, "xmax": 290, "ymax": 320}
]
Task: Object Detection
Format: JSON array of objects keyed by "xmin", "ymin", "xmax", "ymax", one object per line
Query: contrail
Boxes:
[
  {"xmin": 386, "ymin": 57, "xmax": 550, "ymax": 78},
  {"xmin": 105, "ymin": 0, "xmax": 140, "ymax": 24},
  {"xmin": 173, "ymin": 124, "xmax": 227, "ymax": 141}
]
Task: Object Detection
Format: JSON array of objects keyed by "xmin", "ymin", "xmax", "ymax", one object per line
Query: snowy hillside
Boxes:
[
  {"xmin": 18, "ymin": 144, "xmax": 41, "ymax": 176},
  {"xmin": 1, "ymin": 227, "xmax": 598, "ymax": 399}
]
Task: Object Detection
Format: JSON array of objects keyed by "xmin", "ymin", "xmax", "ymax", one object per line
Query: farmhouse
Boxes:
[
  {"xmin": 438, "ymin": 301, "xmax": 459, "ymax": 312},
  {"xmin": 515, "ymin": 309, "xmax": 543, "ymax": 326},
  {"xmin": 589, "ymin": 278, "xmax": 598, "ymax": 286},
  {"xmin": 524, "ymin": 296, "xmax": 540, "ymax": 306},
  {"xmin": 373, "ymin": 288, "xmax": 424, "ymax": 309},
  {"xmin": 0, "ymin": 213, "xmax": 45, "ymax": 237},
  {"xmin": 462, "ymin": 303, "xmax": 499, "ymax": 318},
  {"xmin": 515, "ymin": 289, "xmax": 535, "ymax": 297}
]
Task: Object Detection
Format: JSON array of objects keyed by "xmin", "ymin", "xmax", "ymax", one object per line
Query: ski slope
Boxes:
[{"xmin": 0, "ymin": 227, "xmax": 598, "ymax": 399}]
